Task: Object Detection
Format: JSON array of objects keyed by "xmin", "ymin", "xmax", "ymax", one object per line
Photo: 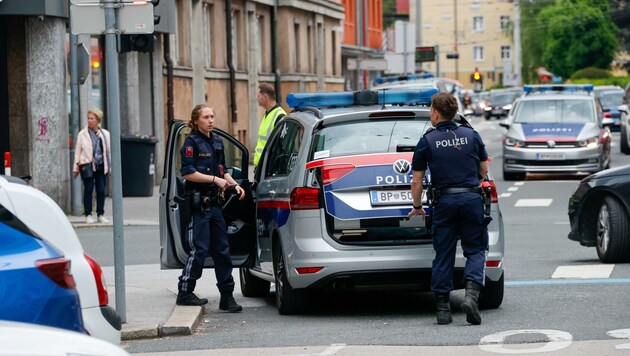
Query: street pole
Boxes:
[
  {"xmin": 103, "ymin": 0, "xmax": 127, "ymax": 323},
  {"xmin": 454, "ymin": 0, "xmax": 458, "ymax": 82},
  {"xmin": 513, "ymin": 0, "xmax": 522, "ymax": 86},
  {"xmin": 68, "ymin": 26, "xmax": 82, "ymax": 216}
]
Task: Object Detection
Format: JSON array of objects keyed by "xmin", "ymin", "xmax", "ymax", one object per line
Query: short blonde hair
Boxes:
[{"xmin": 87, "ymin": 108, "xmax": 103, "ymax": 123}]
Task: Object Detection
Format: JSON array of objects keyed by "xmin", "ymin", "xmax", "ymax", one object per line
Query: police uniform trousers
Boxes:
[
  {"xmin": 178, "ymin": 205, "xmax": 235, "ymax": 294},
  {"xmin": 431, "ymin": 192, "xmax": 488, "ymax": 294}
]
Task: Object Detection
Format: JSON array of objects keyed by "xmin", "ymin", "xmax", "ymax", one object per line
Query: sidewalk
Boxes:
[{"xmin": 69, "ymin": 186, "xmax": 210, "ymax": 341}]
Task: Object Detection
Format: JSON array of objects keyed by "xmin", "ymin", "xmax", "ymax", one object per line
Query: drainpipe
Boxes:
[
  {"xmin": 226, "ymin": 0, "xmax": 237, "ymax": 123},
  {"xmin": 164, "ymin": 34, "xmax": 174, "ymax": 123},
  {"xmin": 272, "ymin": 0, "xmax": 281, "ymax": 101}
]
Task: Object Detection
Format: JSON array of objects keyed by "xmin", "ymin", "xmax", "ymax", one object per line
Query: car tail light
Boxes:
[
  {"xmin": 290, "ymin": 187, "xmax": 320, "ymax": 210},
  {"xmin": 486, "ymin": 260, "xmax": 501, "ymax": 268},
  {"xmin": 36, "ymin": 258, "xmax": 76, "ymax": 289},
  {"xmin": 321, "ymin": 164, "xmax": 355, "ymax": 185},
  {"xmin": 295, "ymin": 267, "xmax": 324, "ymax": 274},
  {"xmin": 84, "ymin": 253, "xmax": 109, "ymax": 306},
  {"xmin": 482, "ymin": 180, "xmax": 499, "ymax": 203},
  {"xmin": 604, "ymin": 112, "xmax": 612, "ymax": 118}
]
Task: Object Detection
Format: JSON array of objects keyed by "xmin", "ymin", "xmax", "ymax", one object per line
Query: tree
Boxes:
[
  {"xmin": 520, "ymin": 1, "xmax": 550, "ymax": 83},
  {"xmin": 537, "ymin": 0, "xmax": 617, "ymax": 79}
]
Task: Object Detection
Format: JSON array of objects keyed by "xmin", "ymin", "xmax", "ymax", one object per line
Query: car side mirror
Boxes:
[
  {"xmin": 619, "ymin": 104, "xmax": 628, "ymax": 115},
  {"xmin": 498, "ymin": 119, "xmax": 510, "ymax": 129}
]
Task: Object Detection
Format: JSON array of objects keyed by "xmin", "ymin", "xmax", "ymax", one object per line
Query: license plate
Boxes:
[
  {"xmin": 537, "ymin": 153, "xmax": 566, "ymax": 160},
  {"xmin": 370, "ymin": 190, "xmax": 426, "ymax": 206}
]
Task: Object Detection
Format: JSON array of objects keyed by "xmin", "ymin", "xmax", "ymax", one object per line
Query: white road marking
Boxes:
[
  {"xmin": 499, "ymin": 193, "xmax": 512, "ymax": 198},
  {"xmin": 293, "ymin": 344, "xmax": 347, "ymax": 356},
  {"xmin": 553, "ymin": 221, "xmax": 569, "ymax": 224},
  {"xmin": 515, "ymin": 199, "xmax": 552, "ymax": 207},
  {"xmin": 507, "ymin": 187, "xmax": 518, "ymax": 192},
  {"xmin": 480, "ymin": 329, "xmax": 572, "ymax": 353},
  {"xmin": 515, "ymin": 182, "xmax": 524, "ymax": 186},
  {"xmin": 607, "ymin": 329, "xmax": 630, "ymax": 350},
  {"xmin": 552, "ymin": 265, "xmax": 614, "ymax": 279}
]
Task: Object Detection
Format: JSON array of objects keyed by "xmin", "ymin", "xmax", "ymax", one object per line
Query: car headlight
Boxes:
[
  {"xmin": 504, "ymin": 136, "xmax": 524, "ymax": 147},
  {"xmin": 484, "ymin": 106, "xmax": 492, "ymax": 111},
  {"xmin": 578, "ymin": 137, "xmax": 598, "ymax": 148},
  {"xmin": 502, "ymin": 104, "xmax": 513, "ymax": 110}
]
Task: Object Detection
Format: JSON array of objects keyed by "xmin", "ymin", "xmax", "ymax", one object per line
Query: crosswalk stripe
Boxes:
[
  {"xmin": 552, "ymin": 265, "xmax": 614, "ymax": 279},
  {"xmin": 515, "ymin": 199, "xmax": 552, "ymax": 207}
]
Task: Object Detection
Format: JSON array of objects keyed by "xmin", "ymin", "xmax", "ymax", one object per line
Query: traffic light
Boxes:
[
  {"xmin": 471, "ymin": 69, "xmax": 483, "ymax": 83},
  {"xmin": 118, "ymin": 0, "xmax": 159, "ymax": 53}
]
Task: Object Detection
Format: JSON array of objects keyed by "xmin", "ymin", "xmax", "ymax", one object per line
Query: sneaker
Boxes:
[
  {"xmin": 219, "ymin": 293, "xmax": 242, "ymax": 313},
  {"xmin": 97, "ymin": 215, "xmax": 109, "ymax": 224},
  {"xmin": 176, "ymin": 291, "xmax": 208, "ymax": 306},
  {"xmin": 85, "ymin": 215, "xmax": 95, "ymax": 224}
]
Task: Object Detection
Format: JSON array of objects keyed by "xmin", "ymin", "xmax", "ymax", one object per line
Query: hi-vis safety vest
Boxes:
[{"xmin": 254, "ymin": 105, "xmax": 286, "ymax": 166}]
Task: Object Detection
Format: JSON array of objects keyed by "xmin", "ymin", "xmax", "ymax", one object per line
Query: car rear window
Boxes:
[
  {"xmin": 598, "ymin": 92, "xmax": 624, "ymax": 107},
  {"xmin": 514, "ymin": 99, "xmax": 595, "ymax": 124},
  {"xmin": 311, "ymin": 120, "xmax": 430, "ymax": 159}
]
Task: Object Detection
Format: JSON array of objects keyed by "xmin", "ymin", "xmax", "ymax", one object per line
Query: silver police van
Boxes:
[{"xmin": 160, "ymin": 89, "xmax": 505, "ymax": 314}]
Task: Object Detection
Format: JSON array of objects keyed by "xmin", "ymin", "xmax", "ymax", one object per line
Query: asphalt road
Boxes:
[{"xmin": 78, "ymin": 118, "xmax": 630, "ymax": 355}]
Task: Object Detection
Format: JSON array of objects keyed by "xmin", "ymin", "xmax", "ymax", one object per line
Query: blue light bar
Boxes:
[
  {"xmin": 286, "ymin": 89, "xmax": 439, "ymax": 109},
  {"xmin": 523, "ymin": 84, "xmax": 593, "ymax": 94},
  {"xmin": 374, "ymin": 73, "xmax": 434, "ymax": 84}
]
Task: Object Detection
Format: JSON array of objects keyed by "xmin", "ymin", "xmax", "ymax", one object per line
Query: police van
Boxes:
[
  {"xmin": 160, "ymin": 89, "xmax": 505, "ymax": 314},
  {"xmin": 499, "ymin": 84, "xmax": 612, "ymax": 181}
]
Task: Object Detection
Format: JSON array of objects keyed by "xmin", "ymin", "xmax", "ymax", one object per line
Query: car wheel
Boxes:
[
  {"xmin": 273, "ymin": 241, "xmax": 305, "ymax": 315},
  {"xmin": 621, "ymin": 125, "xmax": 630, "ymax": 154},
  {"xmin": 595, "ymin": 196, "xmax": 630, "ymax": 263},
  {"xmin": 239, "ymin": 268, "xmax": 270, "ymax": 298},
  {"xmin": 479, "ymin": 273, "xmax": 504, "ymax": 309}
]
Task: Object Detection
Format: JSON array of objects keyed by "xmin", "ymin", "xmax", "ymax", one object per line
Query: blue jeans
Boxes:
[{"xmin": 83, "ymin": 165, "xmax": 107, "ymax": 216}]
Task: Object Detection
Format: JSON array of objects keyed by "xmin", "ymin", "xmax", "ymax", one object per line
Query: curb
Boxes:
[{"xmin": 121, "ymin": 305, "xmax": 204, "ymax": 341}]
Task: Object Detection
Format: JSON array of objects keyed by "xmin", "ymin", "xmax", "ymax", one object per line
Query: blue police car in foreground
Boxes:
[
  {"xmin": 160, "ymin": 89, "xmax": 505, "ymax": 315},
  {"xmin": 500, "ymin": 84, "xmax": 612, "ymax": 181},
  {"xmin": 0, "ymin": 206, "xmax": 85, "ymax": 333}
]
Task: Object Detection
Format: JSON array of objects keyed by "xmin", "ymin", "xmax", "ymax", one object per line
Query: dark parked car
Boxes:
[{"xmin": 568, "ymin": 164, "xmax": 630, "ymax": 263}]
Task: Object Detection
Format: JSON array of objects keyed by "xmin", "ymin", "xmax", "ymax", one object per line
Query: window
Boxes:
[
  {"xmin": 174, "ymin": 0, "xmax": 190, "ymax": 66},
  {"xmin": 203, "ymin": 3, "xmax": 213, "ymax": 68},
  {"xmin": 307, "ymin": 23, "xmax": 313, "ymax": 73},
  {"xmin": 473, "ymin": 16, "xmax": 484, "ymax": 32},
  {"xmin": 473, "ymin": 46, "xmax": 484, "ymax": 61},
  {"xmin": 265, "ymin": 121, "xmax": 304, "ymax": 177},
  {"xmin": 501, "ymin": 45, "xmax": 511, "ymax": 60},
  {"xmin": 257, "ymin": 15, "xmax": 264, "ymax": 73},
  {"xmin": 294, "ymin": 22, "xmax": 300, "ymax": 72},
  {"xmin": 500, "ymin": 15, "xmax": 510, "ymax": 30}
]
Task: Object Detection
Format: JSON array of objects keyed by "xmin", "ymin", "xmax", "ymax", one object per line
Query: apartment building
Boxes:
[{"xmin": 410, "ymin": 0, "xmax": 516, "ymax": 89}]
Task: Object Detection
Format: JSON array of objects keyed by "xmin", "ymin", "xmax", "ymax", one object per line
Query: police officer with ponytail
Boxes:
[
  {"xmin": 176, "ymin": 104, "xmax": 246, "ymax": 312},
  {"xmin": 407, "ymin": 92, "xmax": 490, "ymax": 325}
]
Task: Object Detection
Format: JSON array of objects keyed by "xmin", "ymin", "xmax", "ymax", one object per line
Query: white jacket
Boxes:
[{"xmin": 73, "ymin": 127, "xmax": 111, "ymax": 174}]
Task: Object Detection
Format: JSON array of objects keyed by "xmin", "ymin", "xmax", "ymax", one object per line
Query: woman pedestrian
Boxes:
[{"xmin": 73, "ymin": 108, "xmax": 111, "ymax": 224}]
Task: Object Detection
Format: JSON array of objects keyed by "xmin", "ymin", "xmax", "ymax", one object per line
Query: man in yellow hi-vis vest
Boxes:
[{"xmin": 254, "ymin": 83, "xmax": 286, "ymax": 167}]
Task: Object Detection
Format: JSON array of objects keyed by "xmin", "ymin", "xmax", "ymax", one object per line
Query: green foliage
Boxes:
[
  {"xmin": 570, "ymin": 67, "xmax": 612, "ymax": 80},
  {"xmin": 570, "ymin": 76, "xmax": 630, "ymax": 87},
  {"xmin": 537, "ymin": 0, "xmax": 617, "ymax": 79},
  {"xmin": 520, "ymin": 1, "xmax": 549, "ymax": 83}
]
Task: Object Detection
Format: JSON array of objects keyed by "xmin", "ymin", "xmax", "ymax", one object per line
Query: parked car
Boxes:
[
  {"xmin": 0, "ymin": 320, "xmax": 128, "ymax": 356},
  {"xmin": 160, "ymin": 89, "xmax": 505, "ymax": 315},
  {"xmin": 0, "ymin": 212, "xmax": 85, "ymax": 333},
  {"xmin": 0, "ymin": 175, "xmax": 121, "ymax": 344},
  {"xmin": 484, "ymin": 93, "xmax": 520, "ymax": 120},
  {"xmin": 593, "ymin": 85, "xmax": 624, "ymax": 131},
  {"xmin": 500, "ymin": 84, "xmax": 611, "ymax": 181},
  {"xmin": 568, "ymin": 164, "xmax": 630, "ymax": 263}
]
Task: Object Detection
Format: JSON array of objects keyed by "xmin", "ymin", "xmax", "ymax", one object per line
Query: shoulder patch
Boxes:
[{"xmin": 185, "ymin": 146, "xmax": 193, "ymax": 157}]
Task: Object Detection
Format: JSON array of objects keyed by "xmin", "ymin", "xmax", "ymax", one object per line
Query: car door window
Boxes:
[{"xmin": 265, "ymin": 121, "xmax": 304, "ymax": 178}]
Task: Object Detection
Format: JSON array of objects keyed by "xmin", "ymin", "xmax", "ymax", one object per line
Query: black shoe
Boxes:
[
  {"xmin": 435, "ymin": 293, "xmax": 452, "ymax": 325},
  {"xmin": 176, "ymin": 291, "xmax": 208, "ymax": 306},
  {"xmin": 219, "ymin": 293, "xmax": 242, "ymax": 312},
  {"xmin": 461, "ymin": 281, "xmax": 482, "ymax": 325}
]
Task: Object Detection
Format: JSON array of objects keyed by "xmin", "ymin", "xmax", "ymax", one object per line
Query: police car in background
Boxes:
[
  {"xmin": 160, "ymin": 89, "xmax": 505, "ymax": 315},
  {"xmin": 499, "ymin": 84, "xmax": 612, "ymax": 181}
]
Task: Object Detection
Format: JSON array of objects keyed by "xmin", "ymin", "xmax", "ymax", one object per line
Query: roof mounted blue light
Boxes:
[
  {"xmin": 374, "ymin": 73, "xmax": 434, "ymax": 84},
  {"xmin": 523, "ymin": 84, "xmax": 593, "ymax": 94},
  {"xmin": 286, "ymin": 89, "xmax": 439, "ymax": 109}
]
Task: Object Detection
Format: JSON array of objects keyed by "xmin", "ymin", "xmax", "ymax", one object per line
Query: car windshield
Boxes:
[
  {"xmin": 490, "ymin": 94, "xmax": 516, "ymax": 105},
  {"xmin": 598, "ymin": 92, "xmax": 624, "ymax": 107},
  {"xmin": 514, "ymin": 99, "xmax": 595, "ymax": 124},
  {"xmin": 311, "ymin": 120, "xmax": 429, "ymax": 158}
]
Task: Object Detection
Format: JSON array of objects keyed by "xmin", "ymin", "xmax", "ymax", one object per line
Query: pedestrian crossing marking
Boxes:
[
  {"xmin": 507, "ymin": 187, "xmax": 518, "ymax": 192},
  {"xmin": 515, "ymin": 199, "xmax": 552, "ymax": 207},
  {"xmin": 515, "ymin": 182, "xmax": 524, "ymax": 186},
  {"xmin": 499, "ymin": 193, "xmax": 512, "ymax": 198},
  {"xmin": 552, "ymin": 265, "xmax": 614, "ymax": 279}
]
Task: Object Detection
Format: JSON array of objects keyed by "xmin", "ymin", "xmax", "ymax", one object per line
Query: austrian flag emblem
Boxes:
[{"xmin": 185, "ymin": 146, "xmax": 193, "ymax": 157}]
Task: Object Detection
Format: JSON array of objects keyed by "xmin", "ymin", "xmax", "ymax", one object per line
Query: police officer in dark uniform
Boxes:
[
  {"xmin": 407, "ymin": 92, "xmax": 490, "ymax": 325},
  {"xmin": 176, "ymin": 104, "xmax": 246, "ymax": 312}
]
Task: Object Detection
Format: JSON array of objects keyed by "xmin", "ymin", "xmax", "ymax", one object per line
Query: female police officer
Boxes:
[
  {"xmin": 176, "ymin": 104, "xmax": 245, "ymax": 312},
  {"xmin": 407, "ymin": 93, "xmax": 489, "ymax": 325}
]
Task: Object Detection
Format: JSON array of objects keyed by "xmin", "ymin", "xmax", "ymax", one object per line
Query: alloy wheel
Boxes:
[{"xmin": 597, "ymin": 203, "xmax": 610, "ymax": 254}]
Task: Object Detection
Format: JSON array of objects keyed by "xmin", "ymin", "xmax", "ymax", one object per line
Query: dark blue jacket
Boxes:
[{"xmin": 180, "ymin": 131, "xmax": 226, "ymax": 192}]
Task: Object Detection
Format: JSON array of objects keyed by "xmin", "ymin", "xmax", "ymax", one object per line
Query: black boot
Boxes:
[
  {"xmin": 219, "ymin": 293, "xmax": 242, "ymax": 313},
  {"xmin": 435, "ymin": 293, "xmax": 453, "ymax": 325},
  {"xmin": 461, "ymin": 280, "xmax": 482, "ymax": 325},
  {"xmin": 176, "ymin": 291, "xmax": 208, "ymax": 306}
]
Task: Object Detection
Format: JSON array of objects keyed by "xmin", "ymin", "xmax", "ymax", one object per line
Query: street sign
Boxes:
[
  {"xmin": 70, "ymin": 2, "xmax": 154, "ymax": 35},
  {"xmin": 415, "ymin": 46, "xmax": 435, "ymax": 63}
]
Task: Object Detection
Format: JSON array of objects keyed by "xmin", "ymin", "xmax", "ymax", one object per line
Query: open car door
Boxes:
[{"xmin": 160, "ymin": 120, "xmax": 256, "ymax": 269}]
